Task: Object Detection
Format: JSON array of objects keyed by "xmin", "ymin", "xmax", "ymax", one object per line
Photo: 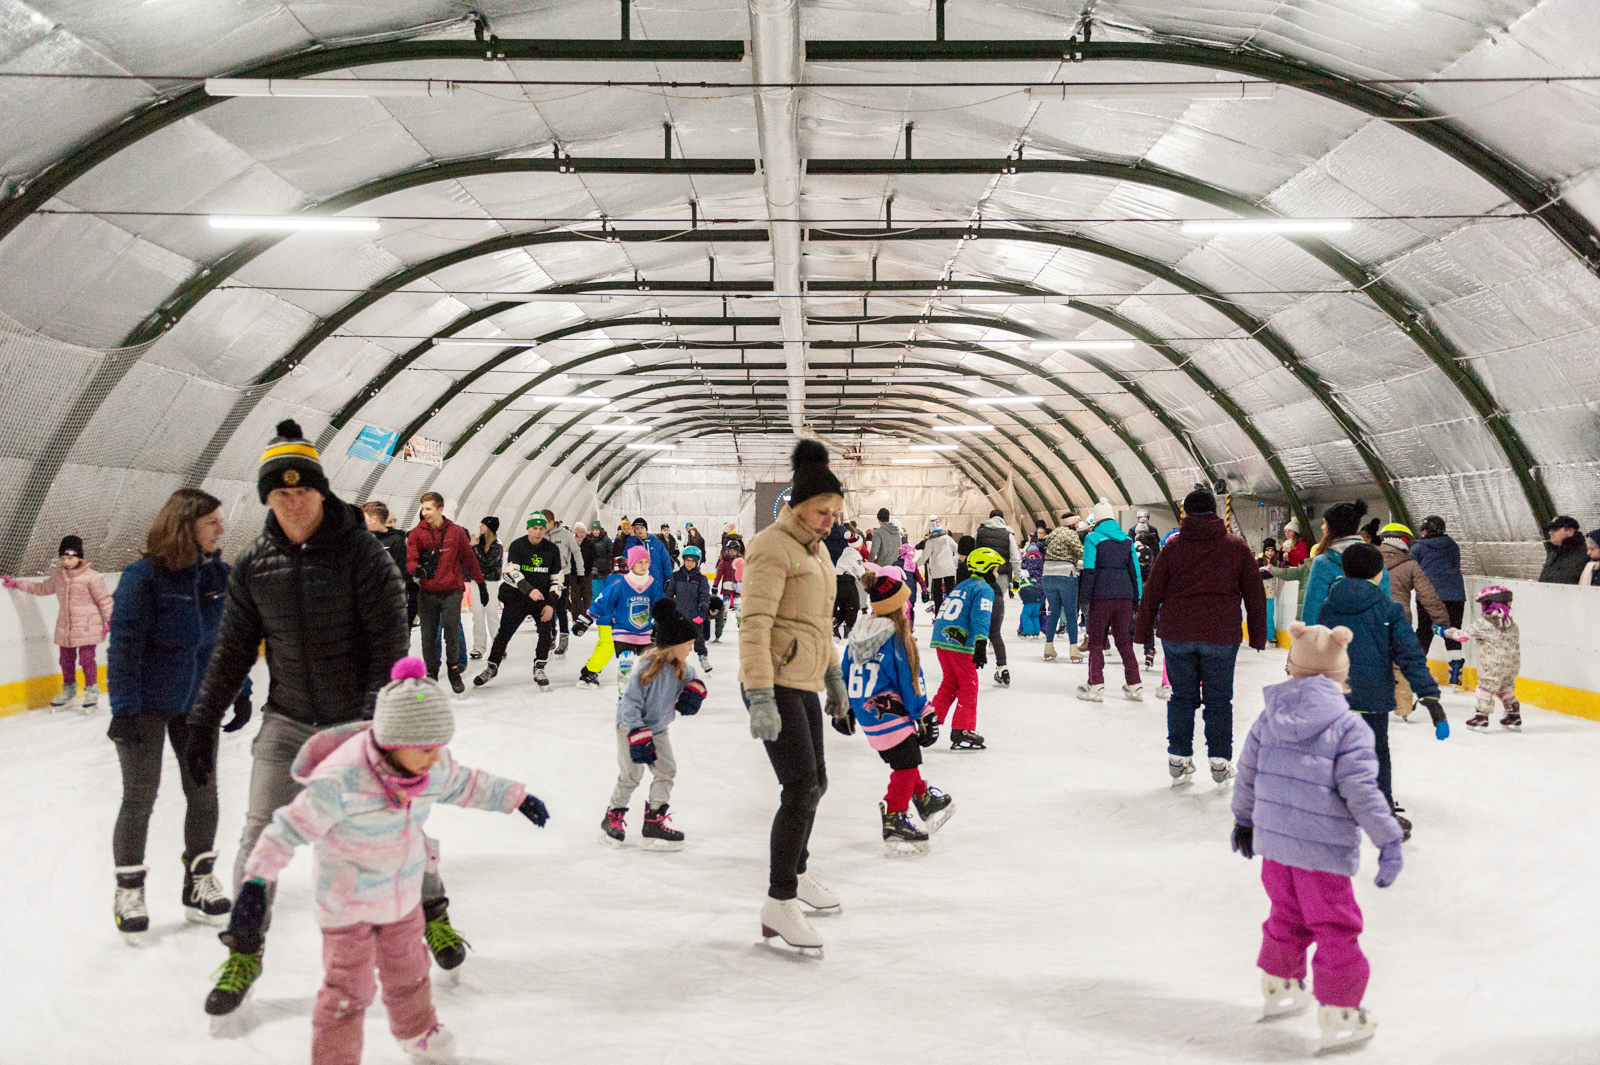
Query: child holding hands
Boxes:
[{"xmin": 3, "ymin": 535, "xmax": 112, "ymax": 709}]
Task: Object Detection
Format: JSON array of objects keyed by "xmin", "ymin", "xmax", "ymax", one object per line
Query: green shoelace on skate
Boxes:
[
  {"xmin": 424, "ymin": 914, "xmax": 470, "ymax": 955},
  {"xmin": 212, "ymin": 951, "xmax": 261, "ymax": 993}
]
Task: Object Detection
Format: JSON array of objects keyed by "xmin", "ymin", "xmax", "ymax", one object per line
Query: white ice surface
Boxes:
[{"xmin": 3, "ymin": 622, "xmax": 1597, "ymax": 1065}]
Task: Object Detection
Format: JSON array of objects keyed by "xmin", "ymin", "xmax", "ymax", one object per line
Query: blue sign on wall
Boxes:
[{"xmin": 347, "ymin": 424, "xmax": 399, "ymax": 465}]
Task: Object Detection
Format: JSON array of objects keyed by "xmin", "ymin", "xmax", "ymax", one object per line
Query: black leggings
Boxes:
[
  {"xmin": 986, "ymin": 584, "xmax": 1007, "ymax": 667},
  {"xmin": 930, "ymin": 575, "xmax": 954, "ymax": 612},
  {"xmin": 490, "ymin": 593, "xmax": 556, "ymax": 664},
  {"xmin": 834, "ymin": 575, "xmax": 860, "ymax": 637},
  {"xmin": 762, "ymin": 687, "xmax": 827, "ymax": 900},
  {"xmin": 109, "ymin": 714, "xmax": 218, "ymax": 867}
]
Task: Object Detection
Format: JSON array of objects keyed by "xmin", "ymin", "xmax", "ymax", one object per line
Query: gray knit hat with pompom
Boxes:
[{"xmin": 373, "ymin": 656, "xmax": 455, "ymax": 749}]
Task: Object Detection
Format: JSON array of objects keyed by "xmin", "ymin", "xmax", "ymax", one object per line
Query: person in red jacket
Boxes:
[
  {"xmin": 407, "ymin": 492, "xmax": 483, "ymax": 693},
  {"xmin": 1134, "ymin": 488, "xmax": 1268, "ymax": 788}
]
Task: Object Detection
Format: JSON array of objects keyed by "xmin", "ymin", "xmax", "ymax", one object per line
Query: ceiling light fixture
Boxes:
[
  {"xmin": 625, "ymin": 443, "xmax": 677, "ymax": 451},
  {"xmin": 1181, "ymin": 218, "xmax": 1353, "ymax": 235},
  {"xmin": 1027, "ymin": 340, "xmax": 1136, "ymax": 351},
  {"xmin": 209, "ymin": 216, "xmax": 380, "ymax": 232},
  {"xmin": 1027, "ymin": 81, "xmax": 1276, "ymax": 102},
  {"xmin": 205, "ymin": 78, "xmax": 456, "ymax": 99},
  {"xmin": 968, "ymin": 396, "xmax": 1043, "ymax": 406}
]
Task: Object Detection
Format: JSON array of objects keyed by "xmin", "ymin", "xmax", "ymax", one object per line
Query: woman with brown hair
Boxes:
[
  {"xmin": 740, "ymin": 440, "xmax": 851, "ymax": 956},
  {"xmin": 106, "ymin": 488, "xmax": 250, "ymax": 941}
]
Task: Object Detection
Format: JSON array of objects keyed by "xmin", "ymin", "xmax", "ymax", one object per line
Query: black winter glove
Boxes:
[
  {"xmin": 518, "ymin": 794, "xmax": 550, "ymax": 827},
  {"xmin": 185, "ymin": 722, "xmax": 219, "ymax": 783},
  {"xmin": 571, "ymin": 612, "xmax": 592, "ymax": 637},
  {"xmin": 972, "ymin": 640, "xmax": 988, "ymax": 669},
  {"xmin": 222, "ymin": 693, "xmax": 252, "ymax": 733},
  {"xmin": 477, "ymin": 581, "xmax": 489, "ymax": 605},
  {"xmin": 830, "ymin": 709, "xmax": 857, "ymax": 736},
  {"xmin": 1231, "ymin": 822, "xmax": 1254, "ymax": 860},
  {"xmin": 221, "ymin": 878, "xmax": 268, "ymax": 954},
  {"xmin": 917, "ymin": 713, "xmax": 940, "ymax": 748}
]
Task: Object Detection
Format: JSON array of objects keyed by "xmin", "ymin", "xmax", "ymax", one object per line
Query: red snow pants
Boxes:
[
  {"xmin": 930, "ymin": 648, "xmax": 980, "ymax": 732},
  {"xmin": 1258, "ymin": 859, "xmax": 1369, "ymax": 1008}
]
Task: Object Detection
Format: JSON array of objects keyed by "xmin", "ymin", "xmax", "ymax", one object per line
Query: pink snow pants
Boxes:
[
  {"xmin": 1258, "ymin": 859, "xmax": 1368, "ymax": 1008},
  {"xmin": 312, "ymin": 904, "xmax": 436, "ymax": 1065},
  {"xmin": 930, "ymin": 648, "xmax": 980, "ymax": 731}
]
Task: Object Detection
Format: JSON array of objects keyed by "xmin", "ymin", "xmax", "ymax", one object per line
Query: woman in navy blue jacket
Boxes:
[{"xmin": 107, "ymin": 488, "xmax": 250, "ymax": 940}]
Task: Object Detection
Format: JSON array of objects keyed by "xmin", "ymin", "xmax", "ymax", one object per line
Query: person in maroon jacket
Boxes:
[
  {"xmin": 407, "ymin": 492, "xmax": 484, "ymax": 693},
  {"xmin": 1134, "ymin": 488, "xmax": 1268, "ymax": 787}
]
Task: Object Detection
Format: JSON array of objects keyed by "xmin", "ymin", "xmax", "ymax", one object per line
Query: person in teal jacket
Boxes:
[{"xmin": 1302, "ymin": 501, "xmax": 1389, "ymax": 631}]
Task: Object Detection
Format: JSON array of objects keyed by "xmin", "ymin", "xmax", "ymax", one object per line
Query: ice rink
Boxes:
[{"xmin": 4, "ymin": 620, "xmax": 1596, "ymax": 1065}]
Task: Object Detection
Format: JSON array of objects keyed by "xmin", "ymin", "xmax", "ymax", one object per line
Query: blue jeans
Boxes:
[
  {"xmin": 1040, "ymin": 574, "xmax": 1079, "ymax": 644},
  {"xmin": 1163, "ymin": 639, "xmax": 1241, "ymax": 760}
]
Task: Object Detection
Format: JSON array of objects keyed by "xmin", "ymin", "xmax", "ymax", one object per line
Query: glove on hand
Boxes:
[
  {"xmin": 0, "ymin": 575, "xmax": 16, "ymax": 589},
  {"xmin": 103, "ymin": 621, "xmax": 112, "ymax": 637},
  {"xmin": 916, "ymin": 713, "xmax": 940, "ymax": 748},
  {"xmin": 864, "ymin": 691, "xmax": 908, "ymax": 718},
  {"xmin": 185, "ymin": 722, "xmax": 219, "ymax": 783},
  {"xmin": 823, "ymin": 665, "xmax": 849, "ymax": 722},
  {"xmin": 972, "ymin": 640, "xmax": 988, "ymax": 669},
  {"xmin": 830, "ymin": 709, "xmax": 857, "ymax": 736},
  {"xmin": 745, "ymin": 687, "xmax": 781, "ymax": 742},
  {"xmin": 1419, "ymin": 696, "xmax": 1449, "ymax": 740},
  {"xmin": 675, "ymin": 679, "xmax": 707, "ymax": 716},
  {"xmin": 627, "ymin": 726, "xmax": 657, "ymax": 765},
  {"xmin": 1231, "ymin": 823, "xmax": 1254, "ymax": 860},
  {"xmin": 222, "ymin": 693, "xmax": 253, "ymax": 733},
  {"xmin": 223, "ymin": 878, "xmax": 268, "ymax": 955},
  {"xmin": 518, "ymin": 793, "xmax": 550, "ymax": 827},
  {"xmin": 571, "ymin": 613, "xmax": 593, "ymax": 637},
  {"xmin": 1375, "ymin": 840, "xmax": 1403, "ymax": 888},
  {"xmin": 477, "ymin": 581, "xmax": 489, "ymax": 605}
]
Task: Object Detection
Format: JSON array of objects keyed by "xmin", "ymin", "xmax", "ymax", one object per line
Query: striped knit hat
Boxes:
[
  {"xmin": 373, "ymin": 657, "xmax": 455, "ymax": 749},
  {"xmin": 258, "ymin": 420, "xmax": 330, "ymax": 503}
]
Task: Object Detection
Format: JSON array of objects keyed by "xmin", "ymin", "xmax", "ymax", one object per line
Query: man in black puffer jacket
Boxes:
[{"xmin": 184, "ymin": 421, "xmax": 418, "ymax": 1017}]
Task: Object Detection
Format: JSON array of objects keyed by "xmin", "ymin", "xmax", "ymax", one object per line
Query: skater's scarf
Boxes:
[
  {"xmin": 890, "ymin": 609, "xmax": 924, "ymax": 697},
  {"xmin": 635, "ymin": 645, "xmax": 690, "ymax": 689}
]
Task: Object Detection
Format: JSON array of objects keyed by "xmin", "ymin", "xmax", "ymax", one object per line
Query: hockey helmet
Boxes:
[
  {"xmin": 1378, "ymin": 522, "xmax": 1413, "ymax": 547},
  {"xmin": 683, "ymin": 545, "xmax": 703, "ymax": 560},
  {"xmin": 966, "ymin": 547, "xmax": 1005, "ymax": 575}
]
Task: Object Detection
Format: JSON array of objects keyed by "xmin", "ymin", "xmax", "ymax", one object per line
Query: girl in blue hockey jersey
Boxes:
[
  {"xmin": 577, "ymin": 545, "xmax": 663, "ymax": 691},
  {"xmin": 842, "ymin": 574, "xmax": 956, "ymax": 855}
]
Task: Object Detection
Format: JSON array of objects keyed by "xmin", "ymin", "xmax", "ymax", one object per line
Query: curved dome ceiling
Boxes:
[{"xmin": 0, "ymin": 0, "xmax": 1597, "ymax": 575}]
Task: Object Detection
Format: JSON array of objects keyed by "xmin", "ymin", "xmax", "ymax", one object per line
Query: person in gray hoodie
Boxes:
[
  {"xmin": 868, "ymin": 508, "xmax": 903, "ymax": 569},
  {"xmin": 541, "ymin": 510, "xmax": 583, "ymax": 656}
]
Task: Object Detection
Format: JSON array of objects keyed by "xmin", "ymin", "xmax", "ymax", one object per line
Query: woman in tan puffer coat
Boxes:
[
  {"xmin": 3, "ymin": 534, "xmax": 113, "ymax": 708},
  {"xmin": 1377, "ymin": 525, "xmax": 1447, "ymax": 717},
  {"xmin": 740, "ymin": 440, "xmax": 848, "ymax": 957}
]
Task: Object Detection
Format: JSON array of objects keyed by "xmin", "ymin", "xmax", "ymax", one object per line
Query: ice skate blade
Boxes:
[
  {"xmin": 1316, "ymin": 1031, "xmax": 1376, "ymax": 1055},
  {"xmin": 1169, "ymin": 773, "xmax": 1195, "ymax": 789},
  {"xmin": 184, "ymin": 908, "xmax": 230, "ymax": 927},
  {"xmin": 883, "ymin": 839, "xmax": 930, "ymax": 859},
  {"xmin": 207, "ymin": 994, "xmax": 254, "ymax": 1037},
  {"xmin": 598, "ymin": 833, "xmax": 624, "ymax": 849},
  {"xmin": 641, "ymin": 837, "xmax": 684, "ymax": 852},
  {"xmin": 759, "ymin": 931, "xmax": 823, "ymax": 958},
  {"xmin": 922, "ymin": 803, "xmax": 955, "ymax": 833},
  {"xmin": 798, "ymin": 901, "xmax": 841, "ymax": 916},
  {"xmin": 1260, "ymin": 998, "xmax": 1311, "ymax": 1021},
  {"xmin": 119, "ymin": 929, "xmax": 147, "ymax": 946}
]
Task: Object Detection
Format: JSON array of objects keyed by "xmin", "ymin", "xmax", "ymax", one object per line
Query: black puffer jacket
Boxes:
[{"xmin": 189, "ymin": 496, "xmax": 409, "ymax": 730}]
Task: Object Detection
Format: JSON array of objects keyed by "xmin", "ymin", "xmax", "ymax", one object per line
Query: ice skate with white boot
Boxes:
[
  {"xmin": 1075, "ymin": 683, "xmax": 1104, "ymax": 703},
  {"xmin": 182, "ymin": 851, "xmax": 231, "ymax": 925},
  {"xmin": 398, "ymin": 1021, "xmax": 457, "ymax": 1062},
  {"xmin": 796, "ymin": 872, "xmax": 841, "ymax": 915},
  {"xmin": 81, "ymin": 683, "xmax": 99, "ymax": 711},
  {"xmin": 1043, "ymin": 642, "xmax": 1058, "ymax": 661},
  {"xmin": 1155, "ymin": 683, "xmax": 1171, "ymax": 700},
  {"xmin": 1168, "ymin": 755, "xmax": 1196, "ymax": 787},
  {"xmin": 759, "ymin": 895, "xmax": 823, "ymax": 958},
  {"xmin": 881, "ymin": 802, "xmax": 930, "ymax": 858},
  {"xmin": 912, "ymin": 786, "xmax": 955, "ymax": 832},
  {"xmin": 1121, "ymin": 683, "xmax": 1143, "ymax": 702},
  {"xmin": 1210, "ymin": 757, "xmax": 1236, "ymax": 788},
  {"xmin": 50, "ymin": 682, "xmax": 76, "ymax": 710},
  {"xmin": 1260, "ymin": 972, "xmax": 1313, "ymax": 1019},
  {"xmin": 642, "ymin": 803, "xmax": 684, "ymax": 850},
  {"xmin": 113, "ymin": 865, "xmax": 148, "ymax": 943},
  {"xmin": 698, "ymin": 653, "xmax": 713, "ymax": 673},
  {"xmin": 1317, "ymin": 1005, "xmax": 1377, "ymax": 1053}
]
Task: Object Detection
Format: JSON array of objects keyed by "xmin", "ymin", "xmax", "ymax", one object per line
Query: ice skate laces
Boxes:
[
  {"xmin": 211, "ymin": 951, "xmax": 261, "ymax": 993},
  {"xmin": 424, "ymin": 912, "xmax": 470, "ymax": 956},
  {"xmin": 189, "ymin": 872, "xmax": 229, "ymax": 908}
]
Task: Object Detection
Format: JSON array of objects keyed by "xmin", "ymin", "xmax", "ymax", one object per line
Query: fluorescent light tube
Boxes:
[
  {"xmin": 1028, "ymin": 340, "xmax": 1136, "ymax": 351},
  {"xmin": 968, "ymin": 396, "xmax": 1042, "ymax": 406},
  {"xmin": 907, "ymin": 444, "xmax": 958, "ymax": 451},
  {"xmin": 1028, "ymin": 82, "xmax": 1275, "ymax": 102},
  {"xmin": 625, "ymin": 443, "xmax": 677, "ymax": 451},
  {"xmin": 929, "ymin": 423, "xmax": 996, "ymax": 433},
  {"xmin": 206, "ymin": 78, "xmax": 456, "ymax": 99},
  {"xmin": 209, "ymin": 216, "xmax": 380, "ymax": 231},
  {"xmin": 1181, "ymin": 219, "xmax": 1352, "ymax": 235}
]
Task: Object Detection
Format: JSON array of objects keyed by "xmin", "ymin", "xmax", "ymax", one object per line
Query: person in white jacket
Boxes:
[{"xmin": 918, "ymin": 524, "xmax": 959, "ymax": 611}]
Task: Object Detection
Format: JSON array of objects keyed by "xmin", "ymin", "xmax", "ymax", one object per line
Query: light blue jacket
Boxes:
[
  {"xmin": 1301, "ymin": 536, "xmax": 1389, "ymax": 631},
  {"xmin": 616, "ymin": 656, "xmax": 700, "ymax": 733},
  {"xmin": 589, "ymin": 574, "xmax": 664, "ymax": 642}
]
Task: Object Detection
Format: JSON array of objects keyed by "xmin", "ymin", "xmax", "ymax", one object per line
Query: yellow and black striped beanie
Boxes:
[{"xmin": 258, "ymin": 419, "xmax": 330, "ymax": 502}]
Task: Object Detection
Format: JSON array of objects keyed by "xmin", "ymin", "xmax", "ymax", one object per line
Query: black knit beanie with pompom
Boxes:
[{"xmin": 788, "ymin": 439, "xmax": 844, "ymax": 507}]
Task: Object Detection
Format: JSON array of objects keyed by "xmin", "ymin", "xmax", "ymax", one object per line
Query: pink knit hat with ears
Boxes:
[{"xmin": 1287, "ymin": 621, "xmax": 1354, "ymax": 683}]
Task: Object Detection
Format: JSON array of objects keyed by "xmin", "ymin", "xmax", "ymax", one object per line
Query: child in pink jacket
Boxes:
[
  {"xmin": 225, "ymin": 657, "xmax": 550, "ymax": 1065},
  {"xmin": 2, "ymin": 534, "xmax": 112, "ymax": 709}
]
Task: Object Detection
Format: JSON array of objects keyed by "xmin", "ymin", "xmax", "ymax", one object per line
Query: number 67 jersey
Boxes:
[{"xmin": 841, "ymin": 615, "xmax": 929, "ymax": 752}]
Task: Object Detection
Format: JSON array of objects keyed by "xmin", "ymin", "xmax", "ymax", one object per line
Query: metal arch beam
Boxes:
[
  {"xmin": 0, "ymin": 37, "xmax": 744, "ymax": 246},
  {"xmin": 805, "ymin": 38, "xmax": 1600, "ymax": 277},
  {"xmin": 553, "ymin": 385, "xmax": 1064, "ymax": 516}
]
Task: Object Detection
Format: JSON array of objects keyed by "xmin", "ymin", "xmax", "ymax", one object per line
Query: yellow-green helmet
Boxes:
[
  {"xmin": 1378, "ymin": 522, "xmax": 1413, "ymax": 546},
  {"xmin": 967, "ymin": 547, "xmax": 1005, "ymax": 575}
]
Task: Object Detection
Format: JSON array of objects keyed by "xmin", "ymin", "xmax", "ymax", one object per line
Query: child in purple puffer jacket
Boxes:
[{"xmin": 1230, "ymin": 621, "xmax": 1404, "ymax": 1054}]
